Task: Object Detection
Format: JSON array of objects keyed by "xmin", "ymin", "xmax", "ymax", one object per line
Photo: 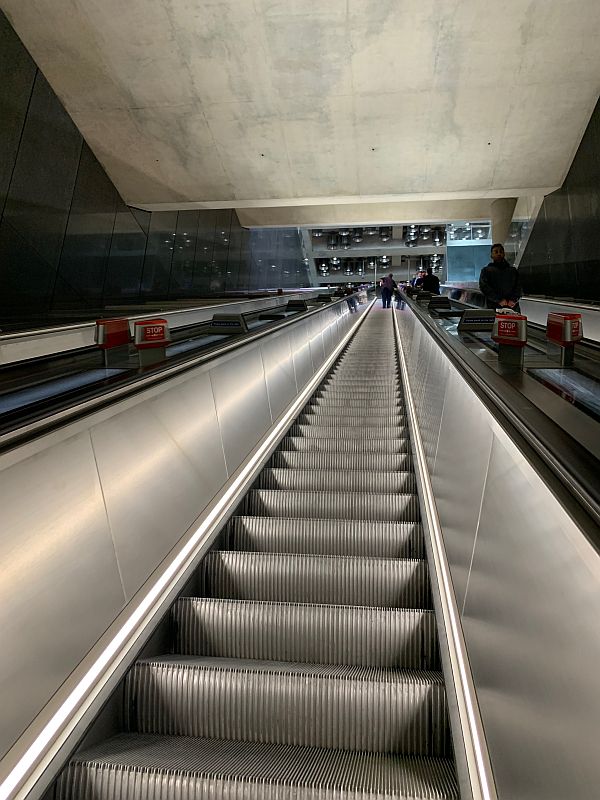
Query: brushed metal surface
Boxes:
[
  {"xmin": 126, "ymin": 657, "xmax": 450, "ymax": 755},
  {"xmin": 91, "ymin": 403, "xmax": 216, "ymax": 599},
  {"xmin": 288, "ymin": 319, "xmax": 315, "ymax": 392},
  {"xmin": 0, "ymin": 433, "xmax": 125, "ymax": 758},
  {"xmin": 432, "ymin": 368, "xmax": 493, "ymax": 611},
  {"xmin": 462, "ymin": 431, "xmax": 600, "ymax": 800},
  {"xmin": 209, "ymin": 346, "xmax": 272, "ymax": 476},
  {"xmin": 308, "ymin": 316, "xmax": 325, "ymax": 372},
  {"xmin": 175, "ymin": 598, "xmax": 438, "ymax": 669},
  {"xmin": 259, "ymin": 330, "xmax": 297, "ymax": 423},
  {"xmin": 58, "ymin": 735, "xmax": 459, "ymax": 800}
]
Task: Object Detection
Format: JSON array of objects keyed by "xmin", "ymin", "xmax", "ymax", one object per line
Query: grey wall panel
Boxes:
[
  {"xmin": 91, "ymin": 405, "xmax": 212, "ymax": 599},
  {"xmin": 431, "ymin": 369, "xmax": 493, "ymax": 611},
  {"xmin": 421, "ymin": 345, "xmax": 450, "ymax": 472},
  {"xmin": 260, "ymin": 331, "xmax": 297, "ymax": 423},
  {"xmin": 290, "ymin": 320, "xmax": 315, "ymax": 391},
  {"xmin": 209, "ymin": 347, "xmax": 272, "ymax": 476},
  {"xmin": 0, "ymin": 433, "xmax": 125, "ymax": 757},
  {"xmin": 150, "ymin": 371, "xmax": 228, "ymax": 499},
  {"xmin": 308, "ymin": 316, "xmax": 325, "ymax": 372},
  {"xmin": 462, "ymin": 432, "xmax": 600, "ymax": 799}
]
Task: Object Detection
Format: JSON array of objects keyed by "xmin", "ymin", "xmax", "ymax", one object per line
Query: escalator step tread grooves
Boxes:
[{"xmin": 57, "ymin": 308, "xmax": 458, "ymax": 800}]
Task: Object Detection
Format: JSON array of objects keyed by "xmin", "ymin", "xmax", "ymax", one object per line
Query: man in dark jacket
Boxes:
[
  {"xmin": 421, "ymin": 267, "xmax": 440, "ymax": 294},
  {"xmin": 479, "ymin": 243, "xmax": 521, "ymax": 310}
]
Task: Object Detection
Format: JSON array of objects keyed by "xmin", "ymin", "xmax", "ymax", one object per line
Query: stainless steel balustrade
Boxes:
[
  {"xmin": 395, "ymin": 299, "xmax": 600, "ymax": 800},
  {"xmin": 0, "ymin": 297, "xmax": 359, "ymax": 796},
  {"xmin": 55, "ymin": 308, "xmax": 460, "ymax": 800}
]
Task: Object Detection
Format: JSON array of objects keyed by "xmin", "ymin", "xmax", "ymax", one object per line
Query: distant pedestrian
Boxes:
[
  {"xmin": 479, "ymin": 243, "xmax": 521, "ymax": 311},
  {"xmin": 421, "ymin": 267, "xmax": 440, "ymax": 294},
  {"xmin": 380, "ymin": 273, "xmax": 396, "ymax": 309}
]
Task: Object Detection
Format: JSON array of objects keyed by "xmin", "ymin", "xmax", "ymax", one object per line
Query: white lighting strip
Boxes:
[
  {"xmin": 392, "ymin": 309, "xmax": 497, "ymax": 800},
  {"xmin": 0, "ymin": 299, "xmax": 374, "ymax": 800}
]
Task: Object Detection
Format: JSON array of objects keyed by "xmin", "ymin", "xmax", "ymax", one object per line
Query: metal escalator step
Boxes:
[
  {"xmin": 304, "ymin": 405, "xmax": 404, "ymax": 416},
  {"xmin": 125, "ymin": 657, "xmax": 450, "ymax": 756},
  {"xmin": 173, "ymin": 598, "xmax": 438, "ymax": 669},
  {"xmin": 226, "ymin": 516, "xmax": 424, "ymax": 558},
  {"xmin": 319, "ymin": 379, "xmax": 399, "ymax": 387},
  {"xmin": 316, "ymin": 387, "xmax": 400, "ymax": 396},
  {"xmin": 57, "ymin": 735, "xmax": 459, "ymax": 800},
  {"xmin": 243, "ymin": 489, "xmax": 420, "ymax": 521},
  {"xmin": 201, "ymin": 551, "xmax": 431, "ymax": 608},
  {"xmin": 297, "ymin": 413, "xmax": 405, "ymax": 426},
  {"xmin": 290, "ymin": 423, "xmax": 406, "ymax": 437},
  {"xmin": 257, "ymin": 468, "xmax": 417, "ymax": 493},
  {"xmin": 281, "ymin": 436, "xmax": 410, "ymax": 453},
  {"xmin": 308, "ymin": 398, "xmax": 403, "ymax": 409},
  {"xmin": 270, "ymin": 451, "xmax": 411, "ymax": 471}
]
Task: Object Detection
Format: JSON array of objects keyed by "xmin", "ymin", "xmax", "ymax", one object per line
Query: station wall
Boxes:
[
  {"xmin": 519, "ymin": 97, "xmax": 600, "ymax": 302},
  {"xmin": 0, "ymin": 12, "xmax": 308, "ymax": 328}
]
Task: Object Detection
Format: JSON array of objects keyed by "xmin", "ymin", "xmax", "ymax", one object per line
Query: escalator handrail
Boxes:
[
  {"xmin": 399, "ymin": 291, "xmax": 600, "ymax": 541},
  {"xmin": 0, "ymin": 295, "xmax": 354, "ymax": 454}
]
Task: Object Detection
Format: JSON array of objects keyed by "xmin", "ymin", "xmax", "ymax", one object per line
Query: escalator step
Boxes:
[
  {"xmin": 126, "ymin": 657, "xmax": 450, "ymax": 756},
  {"xmin": 243, "ymin": 489, "xmax": 420, "ymax": 520},
  {"xmin": 200, "ymin": 551, "xmax": 431, "ymax": 608},
  {"xmin": 270, "ymin": 451, "xmax": 412, "ymax": 471},
  {"xmin": 296, "ymin": 413, "xmax": 405, "ymax": 426},
  {"xmin": 58, "ymin": 735, "xmax": 459, "ymax": 800},
  {"xmin": 289, "ymin": 423, "xmax": 407, "ymax": 437},
  {"xmin": 282, "ymin": 436, "xmax": 409, "ymax": 453},
  {"xmin": 226, "ymin": 516, "xmax": 424, "ymax": 558},
  {"xmin": 173, "ymin": 598, "xmax": 438, "ymax": 669},
  {"xmin": 257, "ymin": 468, "xmax": 417, "ymax": 493},
  {"xmin": 304, "ymin": 405, "xmax": 404, "ymax": 416}
]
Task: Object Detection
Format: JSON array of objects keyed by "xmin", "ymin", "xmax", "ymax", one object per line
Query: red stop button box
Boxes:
[
  {"xmin": 134, "ymin": 319, "xmax": 171, "ymax": 349},
  {"xmin": 95, "ymin": 318, "xmax": 130, "ymax": 350},
  {"xmin": 492, "ymin": 314, "xmax": 527, "ymax": 347},
  {"xmin": 546, "ymin": 312, "xmax": 583, "ymax": 346}
]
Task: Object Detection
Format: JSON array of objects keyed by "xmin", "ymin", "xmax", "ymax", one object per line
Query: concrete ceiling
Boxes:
[{"xmin": 3, "ymin": 0, "xmax": 600, "ymax": 213}]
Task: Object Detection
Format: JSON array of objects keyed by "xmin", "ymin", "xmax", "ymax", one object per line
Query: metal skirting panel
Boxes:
[
  {"xmin": 0, "ymin": 301, "xmax": 355, "ymax": 763},
  {"xmin": 395, "ymin": 301, "xmax": 600, "ymax": 799}
]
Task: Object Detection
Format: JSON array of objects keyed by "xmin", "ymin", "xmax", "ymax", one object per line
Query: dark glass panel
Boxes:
[
  {"xmin": 0, "ymin": 11, "xmax": 37, "ymax": 216},
  {"xmin": 169, "ymin": 210, "xmax": 199, "ymax": 298},
  {"xmin": 3, "ymin": 72, "xmax": 82, "ymax": 270},
  {"xmin": 192, "ymin": 209, "xmax": 217, "ymax": 296},
  {"xmin": 0, "ymin": 218, "xmax": 55, "ymax": 322},
  {"xmin": 103, "ymin": 201, "xmax": 147, "ymax": 305},
  {"xmin": 140, "ymin": 211, "xmax": 177, "ymax": 299},
  {"xmin": 53, "ymin": 145, "xmax": 117, "ymax": 309}
]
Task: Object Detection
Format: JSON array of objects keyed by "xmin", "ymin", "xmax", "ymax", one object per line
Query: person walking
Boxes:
[
  {"xmin": 421, "ymin": 267, "xmax": 440, "ymax": 294},
  {"xmin": 380, "ymin": 273, "xmax": 396, "ymax": 309},
  {"xmin": 479, "ymin": 243, "xmax": 521, "ymax": 310}
]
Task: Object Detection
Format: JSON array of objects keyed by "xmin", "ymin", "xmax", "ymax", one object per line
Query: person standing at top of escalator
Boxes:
[
  {"xmin": 380, "ymin": 273, "xmax": 396, "ymax": 309},
  {"xmin": 479, "ymin": 243, "xmax": 521, "ymax": 311},
  {"xmin": 421, "ymin": 267, "xmax": 440, "ymax": 294}
]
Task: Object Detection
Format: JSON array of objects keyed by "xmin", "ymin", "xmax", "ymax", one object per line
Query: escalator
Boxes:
[{"xmin": 56, "ymin": 309, "xmax": 459, "ymax": 800}]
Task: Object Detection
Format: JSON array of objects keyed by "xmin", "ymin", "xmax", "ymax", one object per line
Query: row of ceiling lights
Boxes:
[
  {"xmin": 317, "ymin": 253, "xmax": 444, "ymax": 276},
  {"xmin": 447, "ymin": 222, "xmax": 490, "ymax": 241},
  {"xmin": 403, "ymin": 225, "xmax": 446, "ymax": 247},
  {"xmin": 313, "ymin": 226, "xmax": 392, "ymax": 247}
]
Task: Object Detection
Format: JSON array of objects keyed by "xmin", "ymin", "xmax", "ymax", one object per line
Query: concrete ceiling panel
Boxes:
[{"xmin": 2, "ymin": 0, "xmax": 600, "ymax": 208}]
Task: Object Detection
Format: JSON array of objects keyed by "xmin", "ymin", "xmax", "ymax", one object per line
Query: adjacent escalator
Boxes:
[{"xmin": 56, "ymin": 308, "xmax": 458, "ymax": 800}]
